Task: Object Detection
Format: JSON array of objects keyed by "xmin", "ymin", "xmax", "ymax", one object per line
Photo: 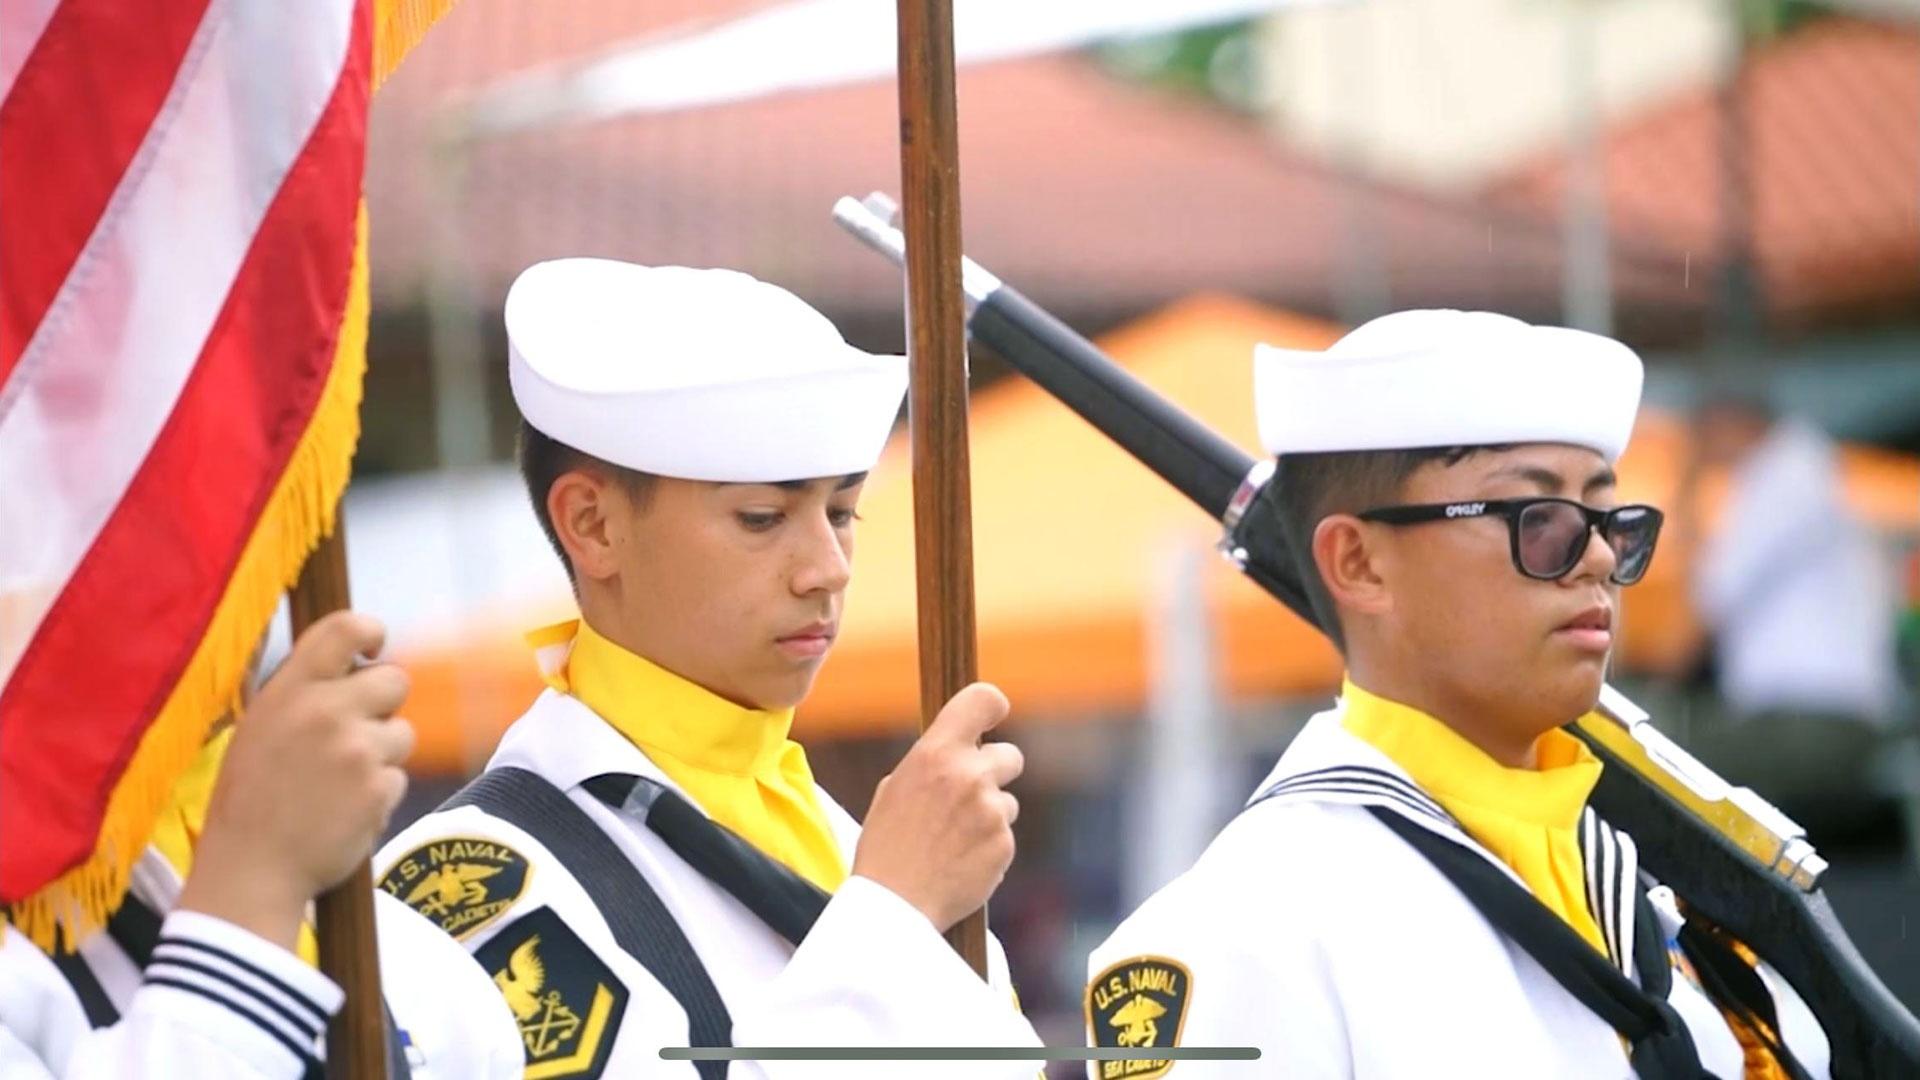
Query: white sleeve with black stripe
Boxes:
[
  {"xmin": 2, "ymin": 911, "xmax": 342, "ymax": 1079},
  {"xmin": 100, "ymin": 911, "xmax": 340, "ymax": 1078}
]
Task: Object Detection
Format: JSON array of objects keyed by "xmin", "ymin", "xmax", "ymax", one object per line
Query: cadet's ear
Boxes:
[
  {"xmin": 549, "ymin": 469, "xmax": 622, "ymax": 582},
  {"xmin": 1313, "ymin": 514, "xmax": 1392, "ymax": 620}
]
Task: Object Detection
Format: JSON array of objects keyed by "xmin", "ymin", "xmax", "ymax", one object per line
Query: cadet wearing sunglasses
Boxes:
[{"xmin": 1086, "ymin": 310, "xmax": 1827, "ymax": 1079}]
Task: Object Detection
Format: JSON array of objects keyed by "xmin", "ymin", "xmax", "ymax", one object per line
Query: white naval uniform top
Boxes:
[
  {"xmin": 377, "ymin": 689, "xmax": 1041, "ymax": 1080},
  {"xmin": 0, "ymin": 847, "xmax": 522, "ymax": 1079},
  {"xmin": 1087, "ymin": 706, "xmax": 1833, "ymax": 1080}
]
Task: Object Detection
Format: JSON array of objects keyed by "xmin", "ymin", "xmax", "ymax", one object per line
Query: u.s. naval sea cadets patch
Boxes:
[
  {"xmin": 378, "ymin": 836, "xmax": 530, "ymax": 939},
  {"xmin": 476, "ymin": 906, "xmax": 628, "ymax": 1079},
  {"xmin": 1087, "ymin": 955, "xmax": 1193, "ymax": 1080}
]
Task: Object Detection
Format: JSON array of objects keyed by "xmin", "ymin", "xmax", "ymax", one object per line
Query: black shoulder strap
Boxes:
[
  {"xmin": 1632, "ymin": 886, "xmax": 1672, "ymax": 1002},
  {"xmin": 40, "ymin": 892, "xmax": 160, "ymax": 1031},
  {"xmin": 444, "ymin": 767, "xmax": 731, "ymax": 1080},
  {"xmin": 106, "ymin": 892, "xmax": 162, "ymax": 969},
  {"xmin": 1366, "ymin": 807, "xmax": 1705, "ymax": 1079},
  {"xmin": 580, "ymin": 773, "xmax": 831, "ymax": 949},
  {"xmin": 47, "ymin": 946, "xmax": 117, "ymax": 1029}
]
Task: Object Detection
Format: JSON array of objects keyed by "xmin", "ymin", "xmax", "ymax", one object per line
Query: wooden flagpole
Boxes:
[
  {"xmin": 894, "ymin": 0, "xmax": 988, "ymax": 976},
  {"xmin": 287, "ymin": 515, "xmax": 390, "ymax": 1080}
]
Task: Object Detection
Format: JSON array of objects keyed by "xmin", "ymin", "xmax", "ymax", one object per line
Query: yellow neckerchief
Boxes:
[
  {"xmin": 147, "ymin": 726, "xmax": 321, "ymax": 965},
  {"xmin": 531, "ymin": 619, "xmax": 848, "ymax": 893},
  {"xmin": 150, "ymin": 726, "xmax": 231, "ymax": 880},
  {"xmin": 1341, "ymin": 678, "xmax": 1609, "ymax": 957}
]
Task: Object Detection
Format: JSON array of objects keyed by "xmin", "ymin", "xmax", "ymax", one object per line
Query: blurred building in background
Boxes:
[
  {"xmin": 334, "ymin": 0, "xmax": 1920, "ymax": 1057},
  {"xmin": 1260, "ymin": 0, "xmax": 1732, "ymax": 191}
]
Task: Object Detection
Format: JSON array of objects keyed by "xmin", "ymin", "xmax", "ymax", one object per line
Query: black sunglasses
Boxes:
[{"xmin": 1356, "ymin": 498, "xmax": 1664, "ymax": 585}]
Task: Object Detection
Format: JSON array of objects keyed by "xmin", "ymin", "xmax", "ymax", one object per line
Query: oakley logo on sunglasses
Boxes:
[{"xmin": 1444, "ymin": 503, "xmax": 1487, "ymax": 518}]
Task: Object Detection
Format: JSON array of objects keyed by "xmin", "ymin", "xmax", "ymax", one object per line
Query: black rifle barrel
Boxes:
[
  {"xmin": 969, "ymin": 287, "xmax": 1253, "ymax": 521},
  {"xmin": 969, "ymin": 286, "xmax": 1323, "ymax": 625}
]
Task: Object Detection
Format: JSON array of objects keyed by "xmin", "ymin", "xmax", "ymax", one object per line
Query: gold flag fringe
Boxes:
[
  {"xmin": 373, "ymin": 0, "xmax": 463, "ymax": 92},
  {"xmin": 6, "ymin": 207, "xmax": 373, "ymax": 952}
]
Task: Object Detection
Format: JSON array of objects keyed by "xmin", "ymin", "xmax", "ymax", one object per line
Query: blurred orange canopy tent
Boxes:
[{"xmin": 397, "ymin": 295, "xmax": 1920, "ymax": 770}]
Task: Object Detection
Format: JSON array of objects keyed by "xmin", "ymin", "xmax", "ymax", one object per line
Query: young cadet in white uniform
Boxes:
[
  {"xmin": 1085, "ymin": 311, "xmax": 1831, "ymax": 1080},
  {"xmin": 379, "ymin": 259, "xmax": 1041, "ymax": 1079},
  {"xmin": 1, "ymin": 611, "xmax": 521, "ymax": 1079}
]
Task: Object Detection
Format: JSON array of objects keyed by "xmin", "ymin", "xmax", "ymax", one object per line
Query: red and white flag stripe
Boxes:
[{"xmin": 0, "ymin": 0, "xmax": 371, "ymax": 905}]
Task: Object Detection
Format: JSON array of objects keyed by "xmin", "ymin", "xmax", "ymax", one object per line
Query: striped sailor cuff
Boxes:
[{"xmin": 132, "ymin": 910, "xmax": 343, "ymax": 1075}]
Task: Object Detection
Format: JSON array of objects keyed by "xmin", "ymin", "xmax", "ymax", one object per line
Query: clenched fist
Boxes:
[
  {"xmin": 851, "ymin": 683, "xmax": 1024, "ymax": 932},
  {"xmin": 177, "ymin": 611, "xmax": 414, "ymax": 950}
]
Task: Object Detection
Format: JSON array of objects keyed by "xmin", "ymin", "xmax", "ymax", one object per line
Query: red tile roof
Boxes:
[
  {"xmin": 367, "ymin": 0, "xmax": 1701, "ymax": 337},
  {"xmin": 1493, "ymin": 17, "xmax": 1920, "ymax": 331}
]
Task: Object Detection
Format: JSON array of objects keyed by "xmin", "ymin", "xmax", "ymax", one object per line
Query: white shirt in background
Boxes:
[{"xmin": 1694, "ymin": 419, "xmax": 1899, "ymax": 721}]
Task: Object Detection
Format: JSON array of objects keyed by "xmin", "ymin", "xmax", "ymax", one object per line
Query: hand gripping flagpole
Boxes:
[
  {"xmin": 288, "ymin": 517, "xmax": 391, "ymax": 1080},
  {"xmin": 893, "ymin": 0, "xmax": 989, "ymax": 976}
]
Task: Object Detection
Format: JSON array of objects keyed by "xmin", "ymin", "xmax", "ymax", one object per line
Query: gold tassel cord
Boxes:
[{"xmin": 373, "ymin": 0, "xmax": 463, "ymax": 92}]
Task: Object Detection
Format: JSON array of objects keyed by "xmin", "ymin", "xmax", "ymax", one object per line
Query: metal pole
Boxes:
[
  {"xmin": 421, "ymin": 123, "xmax": 501, "ymax": 775},
  {"xmin": 1562, "ymin": 0, "xmax": 1613, "ymax": 336},
  {"xmin": 1127, "ymin": 541, "xmax": 1225, "ymax": 909},
  {"xmin": 1331, "ymin": 4, "xmax": 1387, "ymax": 323}
]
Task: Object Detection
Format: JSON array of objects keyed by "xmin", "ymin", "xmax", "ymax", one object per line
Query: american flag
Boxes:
[{"xmin": 0, "ymin": 0, "xmax": 451, "ymax": 947}]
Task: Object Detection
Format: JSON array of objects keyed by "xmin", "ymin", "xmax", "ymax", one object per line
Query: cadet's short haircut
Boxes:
[
  {"xmin": 1271, "ymin": 446, "xmax": 1504, "ymax": 651},
  {"xmin": 518, "ymin": 419, "xmax": 657, "ymax": 576}
]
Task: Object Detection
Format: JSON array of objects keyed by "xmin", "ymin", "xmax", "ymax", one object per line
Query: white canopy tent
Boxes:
[{"xmin": 455, "ymin": 0, "xmax": 1340, "ymax": 136}]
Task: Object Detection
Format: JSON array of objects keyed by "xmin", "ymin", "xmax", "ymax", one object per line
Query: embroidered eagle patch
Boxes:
[
  {"xmin": 1086, "ymin": 955, "xmax": 1193, "ymax": 1080},
  {"xmin": 476, "ymin": 906, "xmax": 628, "ymax": 1080},
  {"xmin": 378, "ymin": 836, "xmax": 530, "ymax": 939}
]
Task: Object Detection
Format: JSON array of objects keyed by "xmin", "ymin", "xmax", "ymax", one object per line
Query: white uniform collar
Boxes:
[
  {"xmin": 1249, "ymin": 702, "xmax": 1643, "ymax": 980},
  {"xmin": 1250, "ymin": 705, "xmax": 1463, "ymax": 830},
  {"xmin": 486, "ymin": 689, "xmax": 864, "ymax": 854},
  {"xmin": 490, "ymin": 689, "xmax": 682, "ymax": 796}
]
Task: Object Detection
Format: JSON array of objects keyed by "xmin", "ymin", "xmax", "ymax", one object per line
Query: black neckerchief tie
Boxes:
[
  {"xmin": 1369, "ymin": 807, "xmax": 1708, "ymax": 1078},
  {"xmin": 581, "ymin": 772, "xmax": 831, "ymax": 948}
]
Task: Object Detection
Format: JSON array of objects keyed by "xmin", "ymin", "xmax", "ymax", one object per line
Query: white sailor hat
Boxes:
[
  {"xmin": 506, "ymin": 259, "xmax": 907, "ymax": 482},
  {"xmin": 1253, "ymin": 309, "xmax": 1644, "ymax": 462}
]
